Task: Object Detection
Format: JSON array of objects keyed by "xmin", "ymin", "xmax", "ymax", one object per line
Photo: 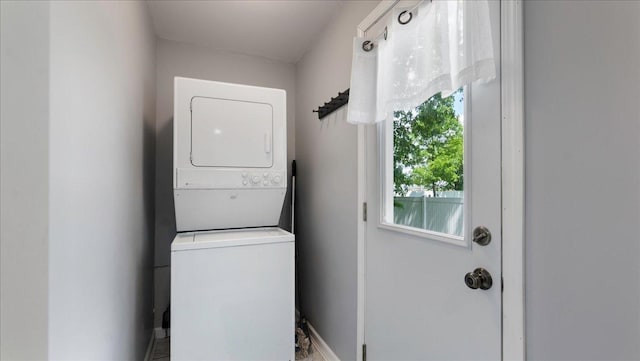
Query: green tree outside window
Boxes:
[{"xmin": 393, "ymin": 89, "xmax": 463, "ymax": 198}]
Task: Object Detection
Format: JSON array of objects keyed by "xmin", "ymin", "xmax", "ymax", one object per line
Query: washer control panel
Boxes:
[{"xmin": 242, "ymin": 172, "xmax": 284, "ymax": 187}]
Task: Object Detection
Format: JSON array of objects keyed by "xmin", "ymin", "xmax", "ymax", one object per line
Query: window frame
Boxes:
[{"xmin": 377, "ymin": 86, "xmax": 472, "ymax": 248}]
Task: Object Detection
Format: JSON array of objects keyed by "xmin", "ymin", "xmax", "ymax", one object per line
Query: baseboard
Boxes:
[
  {"xmin": 154, "ymin": 327, "xmax": 170, "ymax": 339},
  {"xmin": 143, "ymin": 330, "xmax": 156, "ymax": 361},
  {"xmin": 307, "ymin": 322, "xmax": 340, "ymax": 361}
]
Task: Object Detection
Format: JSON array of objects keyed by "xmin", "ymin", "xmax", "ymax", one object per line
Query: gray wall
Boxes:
[
  {"xmin": 153, "ymin": 38, "xmax": 296, "ymax": 327},
  {"xmin": 295, "ymin": 1, "xmax": 640, "ymax": 359},
  {"xmin": 524, "ymin": 1, "xmax": 640, "ymax": 360},
  {"xmin": 0, "ymin": 1, "xmax": 50, "ymax": 359},
  {"xmin": 294, "ymin": 2, "xmax": 378, "ymax": 360},
  {"xmin": 48, "ymin": 1, "xmax": 156, "ymax": 359}
]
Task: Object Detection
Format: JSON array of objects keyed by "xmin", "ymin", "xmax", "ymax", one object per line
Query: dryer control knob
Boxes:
[
  {"xmin": 272, "ymin": 175, "xmax": 282, "ymax": 184},
  {"xmin": 242, "ymin": 180, "xmax": 248, "ymax": 186},
  {"xmin": 251, "ymin": 176, "xmax": 260, "ymax": 184},
  {"xmin": 263, "ymin": 172, "xmax": 269, "ymax": 178}
]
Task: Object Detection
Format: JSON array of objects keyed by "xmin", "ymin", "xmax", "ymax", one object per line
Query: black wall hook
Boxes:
[{"xmin": 313, "ymin": 89, "xmax": 350, "ymax": 120}]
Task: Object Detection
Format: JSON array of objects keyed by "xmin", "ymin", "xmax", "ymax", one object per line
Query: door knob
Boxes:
[
  {"xmin": 472, "ymin": 226, "xmax": 491, "ymax": 246},
  {"xmin": 464, "ymin": 268, "xmax": 493, "ymax": 290}
]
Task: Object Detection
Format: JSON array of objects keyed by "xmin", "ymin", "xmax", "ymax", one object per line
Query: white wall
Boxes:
[
  {"xmin": 524, "ymin": 1, "xmax": 640, "ymax": 360},
  {"xmin": 0, "ymin": 1, "xmax": 50, "ymax": 359},
  {"xmin": 153, "ymin": 38, "xmax": 296, "ymax": 327},
  {"xmin": 48, "ymin": 1, "xmax": 157, "ymax": 359},
  {"xmin": 294, "ymin": 2, "xmax": 378, "ymax": 360}
]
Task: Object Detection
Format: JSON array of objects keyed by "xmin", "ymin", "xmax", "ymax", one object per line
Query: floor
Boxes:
[
  {"xmin": 299, "ymin": 344, "xmax": 325, "ymax": 361},
  {"xmin": 149, "ymin": 337, "xmax": 169, "ymax": 361},
  {"xmin": 148, "ymin": 337, "xmax": 326, "ymax": 361}
]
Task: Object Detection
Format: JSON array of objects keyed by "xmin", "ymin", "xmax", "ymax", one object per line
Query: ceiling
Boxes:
[{"xmin": 146, "ymin": 0, "xmax": 344, "ymax": 64}]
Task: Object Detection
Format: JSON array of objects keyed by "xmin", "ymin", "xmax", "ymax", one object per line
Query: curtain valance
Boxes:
[{"xmin": 348, "ymin": 0, "xmax": 496, "ymax": 125}]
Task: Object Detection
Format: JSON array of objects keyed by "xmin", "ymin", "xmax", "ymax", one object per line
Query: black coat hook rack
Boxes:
[{"xmin": 313, "ymin": 89, "xmax": 349, "ymax": 120}]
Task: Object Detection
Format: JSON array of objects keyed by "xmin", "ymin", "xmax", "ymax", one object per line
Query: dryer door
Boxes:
[{"xmin": 191, "ymin": 96, "xmax": 273, "ymax": 168}]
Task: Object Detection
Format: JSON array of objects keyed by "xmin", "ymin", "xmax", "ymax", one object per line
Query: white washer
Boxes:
[{"xmin": 171, "ymin": 228, "xmax": 295, "ymax": 361}]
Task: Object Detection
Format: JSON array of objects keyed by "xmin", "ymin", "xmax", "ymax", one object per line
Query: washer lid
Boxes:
[{"xmin": 171, "ymin": 227, "xmax": 293, "ymax": 251}]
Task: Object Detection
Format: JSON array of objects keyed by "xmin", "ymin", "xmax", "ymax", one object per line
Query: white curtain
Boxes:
[{"xmin": 347, "ymin": 0, "xmax": 495, "ymax": 125}]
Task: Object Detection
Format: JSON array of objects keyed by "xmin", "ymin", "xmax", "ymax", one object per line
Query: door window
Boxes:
[
  {"xmin": 191, "ymin": 97, "xmax": 273, "ymax": 168},
  {"xmin": 381, "ymin": 88, "xmax": 466, "ymax": 240}
]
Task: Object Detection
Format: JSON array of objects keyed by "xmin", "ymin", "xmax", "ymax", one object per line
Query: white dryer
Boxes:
[{"xmin": 173, "ymin": 77, "xmax": 287, "ymax": 232}]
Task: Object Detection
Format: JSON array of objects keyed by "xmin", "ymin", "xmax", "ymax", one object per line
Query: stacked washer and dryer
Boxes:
[{"xmin": 171, "ymin": 77, "xmax": 295, "ymax": 360}]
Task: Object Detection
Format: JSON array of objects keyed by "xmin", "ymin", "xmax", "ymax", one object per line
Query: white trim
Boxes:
[
  {"xmin": 308, "ymin": 322, "xmax": 341, "ymax": 361},
  {"xmin": 500, "ymin": 0, "xmax": 526, "ymax": 360},
  {"xmin": 356, "ymin": 4, "xmax": 401, "ymax": 358},
  {"xmin": 356, "ymin": 123, "xmax": 366, "ymax": 361},
  {"xmin": 143, "ymin": 330, "xmax": 156, "ymax": 361},
  {"xmin": 377, "ymin": 222, "xmax": 466, "ymax": 247},
  {"xmin": 358, "ymin": 0, "xmax": 400, "ymax": 34}
]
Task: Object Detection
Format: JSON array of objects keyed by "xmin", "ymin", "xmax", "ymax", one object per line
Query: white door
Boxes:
[
  {"xmin": 190, "ymin": 96, "xmax": 273, "ymax": 168},
  {"xmin": 363, "ymin": 1, "xmax": 502, "ymax": 359}
]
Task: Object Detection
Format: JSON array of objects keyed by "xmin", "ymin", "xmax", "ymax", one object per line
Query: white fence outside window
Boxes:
[{"xmin": 394, "ymin": 197, "xmax": 464, "ymax": 236}]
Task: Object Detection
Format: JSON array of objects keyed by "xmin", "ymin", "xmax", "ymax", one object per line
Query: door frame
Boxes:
[{"xmin": 355, "ymin": 1, "xmax": 525, "ymax": 360}]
